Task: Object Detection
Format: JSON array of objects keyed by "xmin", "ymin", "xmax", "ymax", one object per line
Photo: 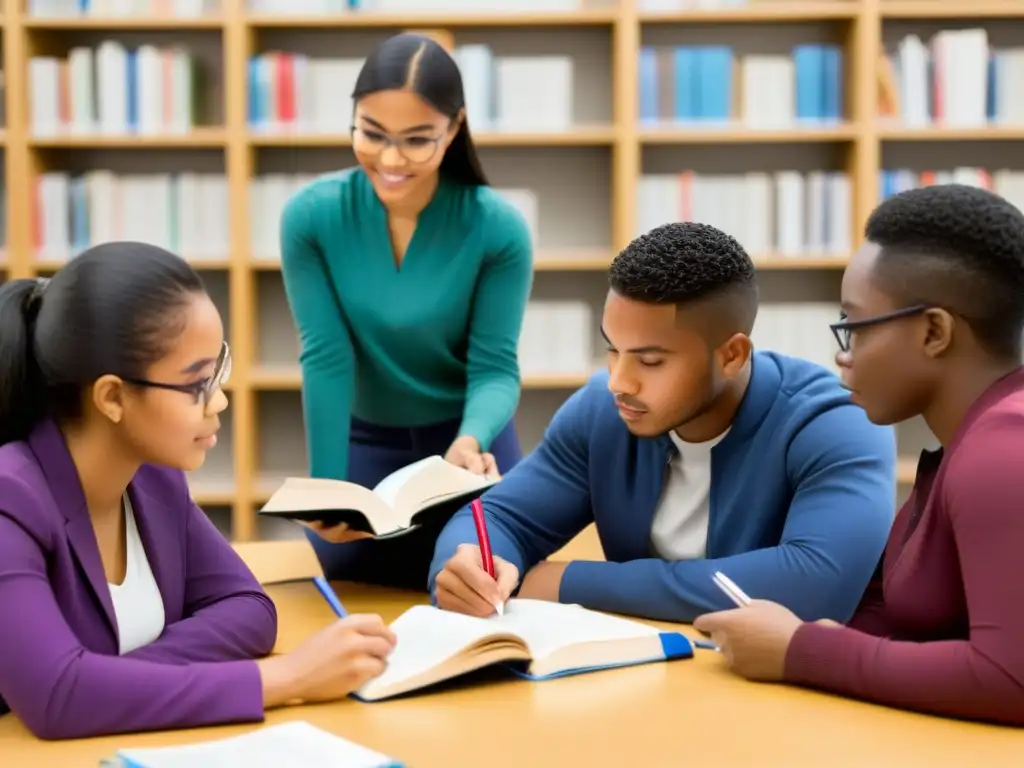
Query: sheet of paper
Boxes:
[
  {"xmin": 491, "ymin": 599, "xmax": 659, "ymax": 661},
  {"xmin": 114, "ymin": 722, "xmax": 397, "ymax": 768},
  {"xmin": 358, "ymin": 605, "xmax": 500, "ymax": 695}
]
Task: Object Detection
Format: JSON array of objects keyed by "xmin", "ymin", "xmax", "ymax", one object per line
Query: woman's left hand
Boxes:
[
  {"xmin": 444, "ymin": 435, "xmax": 499, "ymax": 477},
  {"xmin": 692, "ymin": 599, "xmax": 805, "ymax": 682}
]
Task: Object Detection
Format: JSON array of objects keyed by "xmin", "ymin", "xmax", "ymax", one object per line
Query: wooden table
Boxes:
[{"xmin": 2, "ymin": 580, "xmax": 1023, "ymax": 767}]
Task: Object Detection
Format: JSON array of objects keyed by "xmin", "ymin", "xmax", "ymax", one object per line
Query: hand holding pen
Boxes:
[{"xmin": 434, "ymin": 498, "xmax": 518, "ymax": 618}]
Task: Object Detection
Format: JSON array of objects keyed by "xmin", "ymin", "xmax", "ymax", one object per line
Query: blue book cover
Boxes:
[
  {"xmin": 638, "ymin": 47, "xmax": 658, "ymax": 123},
  {"xmin": 793, "ymin": 44, "xmax": 824, "ymax": 122},
  {"xmin": 673, "ymin": 46, "xmax": 698, "ymax": 122}
]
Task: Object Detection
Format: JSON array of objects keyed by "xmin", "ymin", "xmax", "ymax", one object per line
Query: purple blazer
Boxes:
[{"xmin": 0, "ymin": 419, "xmax": 278, "ymax": 740}]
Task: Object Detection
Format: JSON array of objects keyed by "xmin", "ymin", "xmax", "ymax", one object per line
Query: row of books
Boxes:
[
  {"xmin": 881, "ymin": 29, "xmax": 1024, "ymax": 127},
  {"xmin": 247, "ymin": 48, "xmax": 573, "ymax": 134},
  {"xmin": 30, "ymin": 44, "xmax": 203, "ymax": 137},
  {"xmin": 880, "ymin": 168, "xmax": 1024, "ymax": 213},
  {"xmin": 34, "ymin": 172, "xmax": 229, "ymax": 261},
  {"xmin": 637, "ymin": 172, "xmax": 851, "ymax": 258},
  {"xmin": 28, "ymin": 0, "xmax": 213, "ymax": 16},
  {"xmin": 639, "ymin": 45, "xmax": 844, "ymax": 126}
]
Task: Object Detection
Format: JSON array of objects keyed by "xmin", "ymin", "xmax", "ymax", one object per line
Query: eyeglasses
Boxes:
[
  {"xmin": 122, "ymin": 342, "xmax": 232, "ymax": 409},
  {"xmin": 350, "ymin": 125, "xmax": 446, "ymax": 165},
  {"xmin": 829, "ymin": 305, "xmax": 931, "ymax": 352}
]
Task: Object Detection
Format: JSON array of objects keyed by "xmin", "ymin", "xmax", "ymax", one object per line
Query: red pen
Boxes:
[{"xmin": 470, "ymin": 498, "xmax": 495, "ymax": 578}]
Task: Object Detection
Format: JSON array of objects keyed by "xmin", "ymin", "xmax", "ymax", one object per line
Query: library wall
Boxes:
[{"xmin": 7, "ymin": 0, "xmax": 1017, "ymax": 537}]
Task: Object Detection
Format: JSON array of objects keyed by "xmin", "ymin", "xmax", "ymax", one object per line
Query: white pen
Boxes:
[{"xmin": 712, "ymin": 570, "xmax": 752, "ymax": 608}]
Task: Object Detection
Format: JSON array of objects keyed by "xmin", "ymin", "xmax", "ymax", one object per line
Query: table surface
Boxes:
[{"xmin": 2, "ymin": 579, "xmax": 1023, "ymax": 767}]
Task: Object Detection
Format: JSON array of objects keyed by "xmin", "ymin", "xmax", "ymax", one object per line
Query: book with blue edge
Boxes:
[
  {"xmin": 354, "ymin": 598, "xmax": 700, "ymax": 702},
  {"xmin": 99, "ymin": 721, "xmax": 404, "ymax": 768}
]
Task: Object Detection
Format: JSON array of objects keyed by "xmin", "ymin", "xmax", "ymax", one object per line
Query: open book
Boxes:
[
  {"xmin": 355, "ymin": 599, "xmax": 695, "ymax": 702},
  {"xmin": 257, "ymin": 456, "xmax": 498, "ymax": 538},
  {"xmin": 99, "ymin": 721, "xmax": 404, "ymax": 768}
]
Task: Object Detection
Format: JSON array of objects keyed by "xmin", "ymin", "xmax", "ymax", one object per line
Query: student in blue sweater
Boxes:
[{"xmin": 429, "ymin": 222, "xmax": 897, "ymax": 624}]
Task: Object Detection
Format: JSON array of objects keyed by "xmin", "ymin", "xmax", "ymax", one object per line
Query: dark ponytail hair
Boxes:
[
  {"xmin": 0, "ymin": 241, "xmax": 206, "ymax": 447},
  {"xmin": 352, "ymin": 32, "xmax": 489, "ymax": 187}
]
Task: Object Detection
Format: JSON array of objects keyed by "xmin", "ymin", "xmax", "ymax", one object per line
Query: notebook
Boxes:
[
  {"xmin": 257, "ymin": 455, "xmax": 498, "ymax": 538},
  {"xmin": 99, "ymin": 721, "xmax": 404, "ymax": 768},
  {"xmin": 354, "ymin": 598, "xmax": 694, "ymax": 702}
]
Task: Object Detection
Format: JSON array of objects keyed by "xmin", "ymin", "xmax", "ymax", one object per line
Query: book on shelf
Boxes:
[
  {"xmin": 258, "ymin": 455, "xmax": 498, "ymax": 538},
  {"xmin": 519, "ymin": 300, "xmax": 596, "ymax": 378},
  {"xmin": 639, "ymin": 43, "xmax": 843, "ymax": 127},
  {"xmin": 882, "ymin": 28, "xmax": 1021, "ymax": 128},
  {"xmin": 637, "ymin": 171, "xmax": 851, "ymax": 257},
  {"xmin": 99, "ymin": 721, "xmax": 404, "ymax": 768},
  {"xmin": 35, "ymin": 172, "xmax": 229, "ymax": 262},
  {"xmin": 30, "ymin": 42, "xmax": 204, "ymax": 137},
  {"xmin": 751, "ymin": 303, "xmax": 841, "ymax": 376},
  {"xmin": 354, "ymin": 599, "xmax": 696, "ymax": 702}
]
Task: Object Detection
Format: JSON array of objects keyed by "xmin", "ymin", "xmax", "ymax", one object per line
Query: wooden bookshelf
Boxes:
[{"xmin": 2, "ymin": 0, "xmax": 976, "ymax": 539}]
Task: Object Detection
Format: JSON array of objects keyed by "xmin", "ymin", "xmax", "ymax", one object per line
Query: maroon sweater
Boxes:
[{"xmin": 784, "ymin": 367, "xmax": 1024, "ymax": 727}]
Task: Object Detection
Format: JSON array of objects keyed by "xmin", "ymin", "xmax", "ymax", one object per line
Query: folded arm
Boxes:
[
  {"xmin": 125, "ymin": 480, "xmax": 277, "ymax": 665},
  {"xmin": 458, "ymin": 207, "xmax": 533, "ymax": 451},
  {"xmin": 0, "ymin": 512, "xmax": 264, "ymax": 740},
  {"xmin": 429, "ymin": 385, "xmax": 595, "ymax": 593},
  {"xmin": 784, "ymin": 419, "xmax": 1024, "ymax": 726},
  {"xmin": 280, "ymin": 188, "xmax": 356, "ymax": 480},
  {"xmin": 558, "ymin": 404, "xmax": 896, "ymax": 623}
]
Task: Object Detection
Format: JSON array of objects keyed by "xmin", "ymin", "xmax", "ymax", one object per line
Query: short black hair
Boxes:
[
  {"xmin": 865, "ymin": 184, "xmax": 1024, "ymax": 361},
  {"xmin": 353, "ymin": 33, "xmax": 488, "ymax": 187},
  {"xmin": 608, "ymin": 221, "xmax": 759, "ymax": 335},
  {"xmin": 0, "ymin": 242, "xmax": 205, "ymax": 446}
]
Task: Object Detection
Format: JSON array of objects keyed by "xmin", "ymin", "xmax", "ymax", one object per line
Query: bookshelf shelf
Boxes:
[
  {"xmin": 6, "ymin": 0, "xmax": 960, "ymax": 539},
  {"xmin": 638, "ymin": 3, "xmax": 861, "ymax": 22},
  {"xmin": 638, "ymin": 124, "xmax": 859, "ymax": 143},
  {"xmin": 23, "ymin": 17, "xmax": 226, "ymax": 29},
  {"xmin": 244, "ymin": 10, "xmax": 620, "ymax": 28}
]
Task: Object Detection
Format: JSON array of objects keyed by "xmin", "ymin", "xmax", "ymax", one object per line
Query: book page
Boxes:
[
  {"xmin": 371, "ymin": 456, "xmax": 441, "ymax": 508},
  {"xmin": 111, "ymin": 721, "xmax": 399, "ymax": 768},
  {"xmin": 392, "ymin": 457, "xmax": 496, "ymax": 516},
  {"xmin": 491, "ymin": 599, "xmax": 660, "ymax": 662},
  {"xmin": 357, "ymin": 605, "xmax": 518, "ymax": 699}
]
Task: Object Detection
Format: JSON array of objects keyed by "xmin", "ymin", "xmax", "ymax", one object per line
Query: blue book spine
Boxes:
[
  {"xmin": 822, "ymin": 45, "xmax": 843, "ymax": 123},
  {"xmin": 125, "ymin": 49, "xmax": 137, "ymax": 132},
  {"xmin": 638, "ymin": 47, "xmax": 658, "ymax": 123},
  {"xmin": 987, "ymin": 53, "xmax": 997, "ymax": 122},
  {"xmin": 793, "ymin": 44, "xmax": 824, "ymax": 122},
  {"xmin": 247, "ymin": 57, "xmax": 259, "ymax": 127},
  {"xmin": 697, "ymin": 46, "xmax": 732, "ymax": 122},
  {"xmin": 673, "ymin": 46, "xmax": 697, "ymax": 121}
]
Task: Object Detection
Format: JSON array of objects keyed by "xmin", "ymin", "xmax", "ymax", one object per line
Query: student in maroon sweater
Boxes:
[{"xmin": 694, "ymin": 184, "xmax": 1024, "ymax": 727}]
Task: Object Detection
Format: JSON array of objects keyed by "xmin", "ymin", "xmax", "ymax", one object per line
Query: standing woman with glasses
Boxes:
[
  {"xmin": 0, "ymin": 243, "xmax": 397, "ymax": 740},
  {"xmin": 279, "ymin": 33, "xmax": 533, "ymax": 590},
  {"xmin": 694, "ymin": 184, "xmax": 1024, "ymax": 727}
]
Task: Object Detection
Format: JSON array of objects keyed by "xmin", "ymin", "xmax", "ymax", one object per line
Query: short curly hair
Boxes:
[
  {"xmin": 608, "ymin": 221, "xmax": 759, "ymax": 335},
  {"xmin": 865, "ymin": 184, "xmax": 1024, "ymax": 361}
]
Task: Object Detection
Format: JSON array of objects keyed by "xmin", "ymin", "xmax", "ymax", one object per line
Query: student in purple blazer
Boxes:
[{"xmin": 0, "ymin": 243, "xmax": 397, "ymax": 741}]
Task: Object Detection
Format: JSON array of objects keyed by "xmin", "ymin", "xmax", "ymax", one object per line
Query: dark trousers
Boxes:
[{"xmin": 305, "ymin": 416, "xmax": 522, "ymax": 592}]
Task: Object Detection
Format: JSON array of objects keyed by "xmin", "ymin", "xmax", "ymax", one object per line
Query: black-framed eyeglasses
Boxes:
[
  {"xmin": 122, "ymin": 341, "xmax": 232, "ymax": 408},
  {"xmin": 350, "ymin": 125, "xmax": 446, "ymax": 165},
  {"xmin": 830, "ymin": 305, "xmax": 931, "ymax": 352}
]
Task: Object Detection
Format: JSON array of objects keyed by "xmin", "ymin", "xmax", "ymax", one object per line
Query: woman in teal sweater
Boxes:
[{"xmin": 279, "ymin": 33, "xmax": 533, "ymax": 591}]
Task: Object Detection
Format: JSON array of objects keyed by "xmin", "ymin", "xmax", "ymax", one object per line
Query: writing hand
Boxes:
[{"xmin": 435, "ymin": 543, "xmax": 518, "ymax": 618}]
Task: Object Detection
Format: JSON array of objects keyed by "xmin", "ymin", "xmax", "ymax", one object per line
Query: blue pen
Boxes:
[{"xmin": 313, "ymin": 576, "xmax": 348, "ymax": 618}]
